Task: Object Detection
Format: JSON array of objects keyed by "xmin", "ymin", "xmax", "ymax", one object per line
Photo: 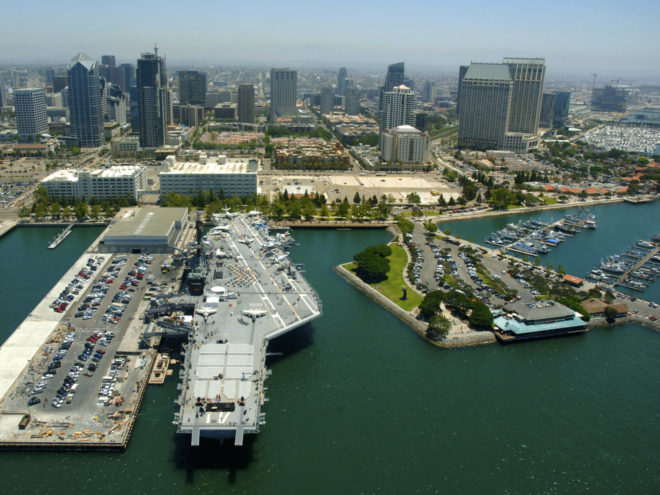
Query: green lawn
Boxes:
[
  {"xmin": 370, "ymin": 244, "xmax": 423, "ymax": 311},
  {"xmin": 541, "ymin": 196, "xmax": 559, "ymax": 205},
  {"xmin": 342, "ymin": 245, "xmax": 422, "ymax": 311}
]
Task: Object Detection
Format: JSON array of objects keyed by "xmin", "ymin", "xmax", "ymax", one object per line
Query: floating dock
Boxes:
[{"xmin": 48, "ymin": 223, "xmax": 74, "ymax": 249}]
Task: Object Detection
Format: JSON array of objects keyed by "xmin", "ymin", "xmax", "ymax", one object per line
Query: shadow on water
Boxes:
[
  {"xmin": 173, "ymin": 432, "xmax": 256, "ymax": 484},
  {"xmin": 169, "ymin": 325, "xmax": 314, "ymax": 483},
  {"xmin": 265, "ymin": 323, "xmax": 315, "ymax": 366}
]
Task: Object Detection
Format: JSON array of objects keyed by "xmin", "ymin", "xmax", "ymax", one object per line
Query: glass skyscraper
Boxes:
[
  {"xmin": 137, "ymin": 50, "xmax": 168, "ymax": 147},
  {"xmin": 68, "ymin": 53, "xmax": 104, "ymax": 148}
]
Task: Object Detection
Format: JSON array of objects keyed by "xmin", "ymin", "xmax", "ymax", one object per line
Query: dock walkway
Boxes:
[
  {"xmin": 497, "ymin": 219, "xmax": 565, "ymax": 256},
  {"xmin": 611, "ymin": 245, "xmax": 660, "ymax": 288},
  {"xmin": 48, "ymin": 223, "xmax": 74, "ymax": 249}
]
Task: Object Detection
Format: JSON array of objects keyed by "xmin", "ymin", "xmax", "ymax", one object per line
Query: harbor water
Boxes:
[
  {"xmin": 438, "ymin": 201, "xmax": 660, "ymax": 302},
  {"xmin": 0, "ymin": 210, "xmax": 659, "ymax": 494}
]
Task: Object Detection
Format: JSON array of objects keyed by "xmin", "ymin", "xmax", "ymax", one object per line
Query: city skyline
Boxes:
[{"xmin": 0, "ymin": 0, "xmax": 659, "ymax": 79}]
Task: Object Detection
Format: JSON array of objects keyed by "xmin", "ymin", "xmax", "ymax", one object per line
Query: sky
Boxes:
[{"xmin": 2, "ymin": 0, "xmax": 659, "ymax": 79}]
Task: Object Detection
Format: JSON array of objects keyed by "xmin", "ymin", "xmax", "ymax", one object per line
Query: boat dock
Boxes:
[
  {"xmin": 490, "ymin": 215, "xmax": 592, "ymax": 257},
  {"xmin": 48, "ymin": 223, "xmax": 74, "ymax": 249},
  {"xmin": 611, "ymin": 244, "xmax": 660, "ymax": 290}
]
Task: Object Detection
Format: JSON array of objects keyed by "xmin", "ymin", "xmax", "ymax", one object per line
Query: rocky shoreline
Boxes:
[{"xmin": 333, "ymin": 263, "xmax": 496, "ymax": 348}]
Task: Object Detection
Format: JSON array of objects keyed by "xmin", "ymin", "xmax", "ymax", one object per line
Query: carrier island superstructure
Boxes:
[{"xmin": 150, "ymin": 212, "xmax": 321, "ymax": 446}]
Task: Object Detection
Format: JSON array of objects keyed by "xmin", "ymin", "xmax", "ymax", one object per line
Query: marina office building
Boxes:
[
  {"xmin": 159, "ymin": 154, "xmax": 258, "ymax": 199},
  {"xmin": 493, "ymin": 300, "xmax": 587, "ymax": 342},
  {"xmin": 40, "ymin": 165, "xmax": 147, "ymax": 201}
]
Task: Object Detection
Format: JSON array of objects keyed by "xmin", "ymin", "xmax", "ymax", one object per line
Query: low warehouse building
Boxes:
[{"xmin": 99, "ymin": 207, "xmax": 188, "ymax": 253}]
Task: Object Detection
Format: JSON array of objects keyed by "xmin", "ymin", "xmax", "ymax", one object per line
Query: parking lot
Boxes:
[
  {"xmin": 409, "ymin": 221, "xmax": 537, "ymax": 307},
  {"xmin": 3, "ymin": 252, "xmax": 168, "ymax": 421}
]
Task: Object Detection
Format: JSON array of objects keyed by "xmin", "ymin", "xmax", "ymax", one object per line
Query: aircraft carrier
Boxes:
[{"xmin": 148, "ymin": 211, "xmax": 321, "ymax": 446}]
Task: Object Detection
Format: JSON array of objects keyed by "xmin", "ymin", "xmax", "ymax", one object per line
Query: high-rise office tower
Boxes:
[
  {"xmin": 337, "ymin": 67, "xmax": 347, "ymax": 96},
  {"xmin": 345, "ymin": 82, "xmax": 360, "ymax": 115},
  {"xmin": 269, "ymin": 68, "xmax": 297, "ymax": 122},
  {"xmin": 380, "ymin": 85, "xmax": 415, "ymax": 154},
  {"xmin": 107, "ymin": 84, "xmax": 127, "ymax": 125},
  {"xmin": 320, "ymin": 87, "xmax": 334, "ymax": 115},
  {"xmin": 53, "ymin": 75, "xmax": 68, "ymax": 93},
  {"xmin": 457, "ymin": 63, "xmax": 513, "ymax": 150},
  {"xmin": 539, "ymin": 92, "xmax": 556, "ymax": 128},
  {"xmin": 503, "ymin": 57, "xmax": 545, "ymax": 134},
  {"xmin": 456, "ymin": 65, "xmax": 468, "ymax": 112},
  {"xmin": 137, "ymin": 49, "xmax": 168, "ymax": 147},
  {"xmin": 238, "ymin": 84, "xmax": 255, "ymax": 123},
  {"xmin": 14, "ymin": 88, "xmax": 48, "ymax": 142},
  {"xmin": 423, "ymin": 81, "xmax": 435, "ymax": 104},
  {"xmin": 119, "ymin": 63, "xmax": 134, "ymax": 91},
  {"xmin": 99, "ymin": 55, "xmax": 124, "ymax": 89},
  {"xmin": 178, "ymin": 71, "xmax": 207, "ymax": 105},
  {"xmin": 553, "ymin": 91, "xmax": 570, "ymax": 126},
  {"xmin": 100, "ymin": 78, "xmax": 108, "ymax": 120},
  {"xmin": 384, "ymin": 62, "xmax": 405, "ymax": 92},
  {"xmin": 68, "ymin": 53, "xmax": 104, "ymax": 147},
  {"xmin": 46, "ymin": 69, "xmax": 55, "ymax": 88},
  {"xmin": 11, "ymin": 70, "xmax": 29, "ymax": 89},
  {"xmin": 101, "ymin": 55, "xmax": 116, "ymax": 67},
  {"xmin": 379, "ymin": 62, "xmax": 406, "ymax": 138}
]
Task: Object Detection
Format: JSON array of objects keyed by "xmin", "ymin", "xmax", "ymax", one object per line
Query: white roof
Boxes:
[
  {"xmin": 393, "ymin": 124, "xmax": 420, "ymax": 134},
  {"xmin": 161, "ymin": 160, "xmax": 255, "ymax": 175},
  {"xmin": 42, "ymin": 169, "xmax": 78, "ymax": 183},
  {"xmin": 42, "ymin": 166, "xmax": 144, "ymax": 183}
]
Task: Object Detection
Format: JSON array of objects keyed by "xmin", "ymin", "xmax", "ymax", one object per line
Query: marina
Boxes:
[
  {"xmin": 485, "ymin": 213, "xmax": 596, "ymax": 256},
  {"xmin": 591, "ymin": 236, "xmax": 660, "ymax": 292}
]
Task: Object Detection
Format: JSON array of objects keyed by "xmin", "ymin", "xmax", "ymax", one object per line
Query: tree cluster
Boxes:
[
  {"xmin": 353, "ymin": 244, "xmax": 392, "ymax": 283},
  {"xmin": 26, "ymin": 187, "xmax": 132, "ymax": 221}
]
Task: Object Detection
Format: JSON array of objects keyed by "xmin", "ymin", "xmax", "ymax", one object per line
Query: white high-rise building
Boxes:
[
  {"xmin": 14, "ymin": 88, "xmax": 48, "ymax": 142},
  {"xmin": 379, "ymin": 85, "xmax": 415, "ymax": 155},
  {"xmin": 269, "ymin": 68, "xmax": 297, "ymax": 122},
  {"xmin": 381, "ymin": 125, "xmax": 429, "ymax": 165}
]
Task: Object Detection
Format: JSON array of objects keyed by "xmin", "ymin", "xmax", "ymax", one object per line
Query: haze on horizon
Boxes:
[{"xmin": 2, "ymin": 0, "xmax": 659, "ymax": 79}]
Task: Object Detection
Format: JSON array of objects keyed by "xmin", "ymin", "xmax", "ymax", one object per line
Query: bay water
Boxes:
[{"xmin": 0, "ymin": 212, "xmax": 658, "ymax": 494}]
